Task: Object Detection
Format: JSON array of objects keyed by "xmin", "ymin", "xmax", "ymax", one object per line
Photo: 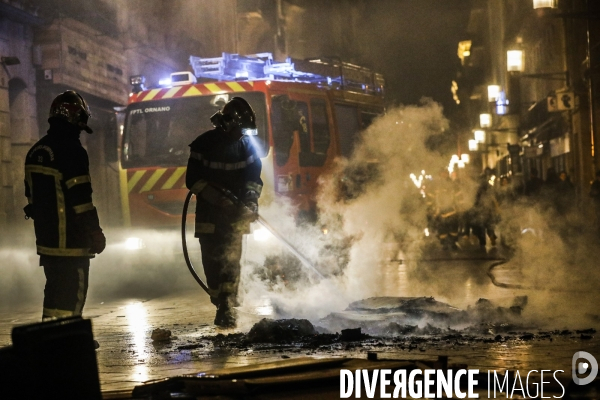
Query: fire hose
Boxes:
[{"xmin": 181, "ymin": 189, "xmax": 324, "ymax": 294}]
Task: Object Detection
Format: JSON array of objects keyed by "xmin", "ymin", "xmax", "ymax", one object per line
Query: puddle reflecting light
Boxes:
[{"xmin": 125, "ymin": 302, "xmax": 149, "ymax": 382}]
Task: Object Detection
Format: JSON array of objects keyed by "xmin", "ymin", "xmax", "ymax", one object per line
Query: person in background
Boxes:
[
  {"xmin": 554, "ymin": 170, "xmax": 575, "ymax": 217},
  {"xmin": 589, "ymin": 170, "xmax": 600, "ymax": 235},
  {"xmin": 24, "ymin": 90, "xmax": 106, "ymax": 322},
  {"xmin": 524, "ymin": 168, "xmax": 544, "ymax": 197},
  {"xmin": 470, "ymin": 168, "xmax": 499, "ymax": 249}
]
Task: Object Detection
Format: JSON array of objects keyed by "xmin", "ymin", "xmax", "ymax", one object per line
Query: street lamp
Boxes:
[
  {"xmin": 487, "ymin": 85, "xmax": 501, "ymax": 102},
  {"xmin": 507, "ymin": 50, "xmax": 524, "ymax": 72},
  {"xmin": 468, "ymin": 140, "xmax": 478, "ymax": 151},
  {"xmin": 480, "ymin": 113, "xmax": 492, "ymax": 128},
  {"xmin": 533, "ymin": 0, "xmax": 557, "ymax": 9},
  {"xmin": 474, "ymin": 130, "xmax": 486, "ymax": 143}
]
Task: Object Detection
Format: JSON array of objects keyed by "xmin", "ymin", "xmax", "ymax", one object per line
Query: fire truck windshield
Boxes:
[{"xmin": 122, "ymin": 92, "xmax": 267, "ymax": 168}]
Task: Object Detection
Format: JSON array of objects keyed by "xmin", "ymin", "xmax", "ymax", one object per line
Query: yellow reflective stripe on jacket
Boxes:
[
  {"xmin": 220, "ymin": 282, "xmax": 237, "ymax": 295},
  {"xmin": 195, "ymin": 222, "xmax": 215, "ymax": 234},
  {"xmin": 65, "ymin": 175, "xmax": 91, "ymax": 189},
  {"xmin": 37, "ymin": 245, "xmax": 90, "ymax": 257},
  {"xmin": 43, "ymin": 308, "xmax": 75, "ymax": 319},
  {"xmin": 190, "ymin": 152, "xmax": 257, "ymax": 170},
  {"xmin": 190, "ymin": 180, "xmax": 208, "ymax": 195},
  {"xmin": 74, "ymin": 268, "xmax": 86, "ymax": 315},
  {"xmin": 25, "ymin": 165, "xmax": 67, "ymax": 247},
  {"xmin": 73, "ymin": 202, "xmax": 95, "ymax": 214},
  {"xmin": 246, "ymin": 181, "xmax": 263, "ymax": 194},
  {"xmin": 55, "ymin": 174, "xmax": 67, "ymax": 248},
  {"xmin": 25, "ymin": 165, "xmax": 63, "ymax": 179}
]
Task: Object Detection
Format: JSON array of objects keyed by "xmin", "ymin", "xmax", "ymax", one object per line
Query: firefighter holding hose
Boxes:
[{"xmin": 186, "ymin": 97, "xmax": 262, "ymax": 328}]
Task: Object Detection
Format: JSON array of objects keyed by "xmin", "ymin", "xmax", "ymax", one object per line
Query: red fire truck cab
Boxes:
[{"xmin": 120, "ymin": 53, "xmax": 385, "ymax": 233}]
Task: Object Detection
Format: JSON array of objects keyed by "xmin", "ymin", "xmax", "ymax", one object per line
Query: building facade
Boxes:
[{"xmin": 456, "ymin": 0, "xmax": 600, "ymax": 204}]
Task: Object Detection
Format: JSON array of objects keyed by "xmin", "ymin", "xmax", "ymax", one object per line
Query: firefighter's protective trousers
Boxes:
[{"xmin": 42, "ymin": 256, "xmax": 89, "ymax": 320}]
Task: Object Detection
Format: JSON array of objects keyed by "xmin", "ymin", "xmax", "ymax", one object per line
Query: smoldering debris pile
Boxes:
[
  {"xmin": 192, "ymin": 298, "xmax": 596, "ymax": 357},
  {"xmin": 246, "ymin": 318, "xmax": 318, "ymax": 343},
  {"xmin": 319, "ymin": 296, "xmax": 530, "ymax": 336}
]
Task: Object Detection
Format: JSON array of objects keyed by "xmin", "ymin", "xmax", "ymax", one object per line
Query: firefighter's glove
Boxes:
[
  {"xmin": 75, "ymin": 207, "xmax": 105, "ymax": 254},
  {"xmin": 89, "ymin": 229, "xmax": 106, "ymax": 254},
  {"xmin": 23, "ymin": 204, "xmax": 35, "ymax": 220},
  {"xmin": 241, "ymin": 201, "xmax": 259, "ymax": 222}
]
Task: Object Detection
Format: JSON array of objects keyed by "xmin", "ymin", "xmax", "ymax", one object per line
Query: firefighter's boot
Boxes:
[{"xmin": 214, "ymin": 296, "xmax": 236, "ymax": 328}]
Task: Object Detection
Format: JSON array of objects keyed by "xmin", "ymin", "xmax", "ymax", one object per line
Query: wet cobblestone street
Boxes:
[{"xmin": 1, "ymin": 244, "xmax": 598, "ymax": 396}]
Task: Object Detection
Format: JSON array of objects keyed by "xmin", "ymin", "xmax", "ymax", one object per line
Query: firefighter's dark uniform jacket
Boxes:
[
  {"xmin": 24, "ymin": 121, "xmax": 100, "ymax": 257},
  {"xmin": 186, "ymin": 128, "xmax": 263, "ymax": 235}
]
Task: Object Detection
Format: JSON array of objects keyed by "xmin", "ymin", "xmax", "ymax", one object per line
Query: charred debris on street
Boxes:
[{"xmin": 146, "ymin": 296, "xmax": 596, "ymax": 358}]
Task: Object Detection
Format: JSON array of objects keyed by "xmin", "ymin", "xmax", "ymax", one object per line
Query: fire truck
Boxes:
[{"xmin": 118, "ymin": 53, "xmax": 384, "ymax": 251}]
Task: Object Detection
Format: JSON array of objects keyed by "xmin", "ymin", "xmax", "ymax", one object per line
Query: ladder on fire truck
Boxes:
[{"xmin": 189, "ymin": 52, "xmax": 385, "ymax": 96}]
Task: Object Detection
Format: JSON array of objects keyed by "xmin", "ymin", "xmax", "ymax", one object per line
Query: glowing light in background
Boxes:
[
  {"xmin": 125, "ymin": 302, "xmax": 149, "ymax": 382},
  {"xmin": 451, "ymin": 80, "xmax": 460, "ymax": 105},
  {"xmin": 533, "ymin": 0, "xmax": 557, "ymax": 9},
  {"xmin": 252, "ymin": 227, "xmax": 272, "ymax": 241},
  {"xmin": 468, "ymin": 139, "xmax": 478, "ymax": 151},
  {"xmin": 496, "ymin": 91, "xmax": 509, "ymax": 115},
  {"xmin": 474, "ymin": 130, "xmax": 486, "ymax": 143},
  {"xmin": 125, "ymin": 237, "xmax": 145, "ymax": 250},
  {"xmin": 507, "ymin": 50, "xmax": 524, "ymax": 72},
  {"xmin": 254, "ymin": 297, "xmax": 274, "ymax": 316},
  {"xmin": 479, "ymin": 113, "xmax": 492, "ymax": 128},
  {"xmin": 487, "ymin": 85, "xmax": 501, "ymax": 102}
]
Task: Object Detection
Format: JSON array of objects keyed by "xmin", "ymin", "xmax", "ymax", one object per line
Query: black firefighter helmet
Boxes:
[
  {"xmin": 210, "ymin": 97, "xmax": 257, "ymax": 135},
  {"xmin": 48, "ymin": 90, "xmax": 93, "ymax": 133}
]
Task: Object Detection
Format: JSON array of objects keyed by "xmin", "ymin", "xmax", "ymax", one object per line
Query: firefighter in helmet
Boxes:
[
  {"xmin": 24, "ymin": 90, "xmax": 106, "ymax": 321},
  {"xmin": 186, "ymin": 97, "xmax": 263, "ymax": 328}
]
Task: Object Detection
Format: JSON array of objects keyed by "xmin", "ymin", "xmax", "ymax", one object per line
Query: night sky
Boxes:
[{"xmin": 358, "ymin": 0, "xmax": 470, "ymax": 115}]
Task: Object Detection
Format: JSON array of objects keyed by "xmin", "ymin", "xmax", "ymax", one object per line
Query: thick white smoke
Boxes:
[
  {"xmin": 239, "ymin": 98, "xmax": 600, "ymax": 332},
  {"xmin": 239, "ymin": 100, "xmax": 458, "ymax": 326}
]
